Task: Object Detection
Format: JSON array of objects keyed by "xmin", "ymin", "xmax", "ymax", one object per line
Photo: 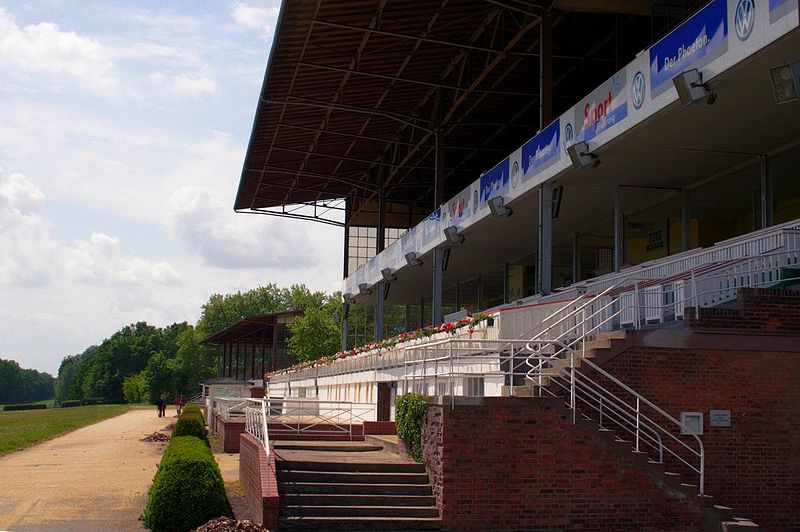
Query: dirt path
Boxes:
[{"xmin": 0, "ymin": 409, "xmax": 171, "ymax": 532}]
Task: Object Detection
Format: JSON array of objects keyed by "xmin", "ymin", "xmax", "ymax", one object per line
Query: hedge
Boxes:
[
  {"xmin": 395, "ymin": 393, "xmax": 427, "ymax": 462},
  {"xmin": 81, "ymin": 398, "xmax": 105, "ymax": 406},
  {"xmin": 60, "ymin": 400, "xmax": 81, "ymax": 408},
  {"xmin": 172, "ymin": 412, "xmax": 207, "ymax": 445},
  {"xmin": 3, "ymin": 403, "xmax": 47, "ymax": 411},
  {"xmin": 141, "ymin": 436, "xmax": 232, "ymax": 531},
  {"xmin": 182, "ymin": 402, "xmax": 201, "ymax": 416}
]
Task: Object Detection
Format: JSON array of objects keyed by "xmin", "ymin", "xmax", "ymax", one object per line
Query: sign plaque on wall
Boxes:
[{"xmin": 709, "ymin": 409, "xmax": 732, "ymax": 427}]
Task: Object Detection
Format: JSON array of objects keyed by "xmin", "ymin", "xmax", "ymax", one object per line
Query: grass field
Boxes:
[{"xmin": 0, "ymin": 404, "xmax": 131, "ymax": 456}]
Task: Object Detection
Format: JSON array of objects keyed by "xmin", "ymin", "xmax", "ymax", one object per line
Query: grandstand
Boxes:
[{"xmin": 234, "ymin": 1, "xmax": 800, "ymax": 529}]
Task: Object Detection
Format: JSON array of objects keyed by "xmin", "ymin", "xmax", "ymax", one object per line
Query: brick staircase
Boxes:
[{"xmin": 276, "ymin": 444, "xmax": 441, "ymax": 530}]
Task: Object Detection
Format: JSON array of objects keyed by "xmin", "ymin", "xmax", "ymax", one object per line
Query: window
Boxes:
[{"xmin": 465, "ymin": 377, "xmax": 485, "ymax": 397}]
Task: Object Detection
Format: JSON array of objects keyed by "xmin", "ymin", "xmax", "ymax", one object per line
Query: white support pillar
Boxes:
[{"xmin": 538, "ymin": 183, "xmax": 553, "ymax": 295}]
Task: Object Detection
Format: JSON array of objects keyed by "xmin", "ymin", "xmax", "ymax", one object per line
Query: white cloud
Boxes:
[
  {"xmin": 169, "ymin": 186, "xmax": 317, "ymax": 270},
  {"xmin": 0, "ymin": 168, "xmax": 182, "ymax": 289},
  {"xmin": 149, "ymin": 71, "xmax": 218, "ymax": 96},
  {"xmin": 0, "ymin": 169, "xmax": 54, "ymax": 285},
  {"xmin": 66, "ymin": 233, "xmax": 182, "ymax": 287},
  {"xmin": 231, "ymin": 2, "xmax": 280, "ymax": 37},
  {"xmin": 0, "ymin": 7, "xmax": 118, "ymax": 94}
]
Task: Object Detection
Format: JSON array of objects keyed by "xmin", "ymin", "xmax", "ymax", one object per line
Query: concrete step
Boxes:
[
  {"xmin": 281, "ymin": 482, "xmax": 433, "ymax": 496},
  {"xmin": 279, "ymin": 516, "xmax": 442, "ymax": 530},
  {"xmin": 273, "ymin": 441, "xmax": 381, "ymax": 452},
  {"xmin": 278, "ymin": 460, "xmax": 425, "ymax": 473},
  {"xmin": 278, "ymin": 470, "xmax": 431, "ymax": 484},
  {"xmin": 595, "ymin": 330, "xmax": 627, "ymax": 340},
  {"xmin": 282, "ymin": 505, "xmax": 440, "ymax": 518},
  {"xmin": 364, "ymin": 434, "xmax": 400, "ymax": 454},
  {"xmin": 283, "ymin": 493, "xmax": 436, "ymax": 507}
]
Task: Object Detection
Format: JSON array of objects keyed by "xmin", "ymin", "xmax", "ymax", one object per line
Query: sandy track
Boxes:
[{"xmin": 0, "ymin": 409, "xmax": 171, "ymax": 532}]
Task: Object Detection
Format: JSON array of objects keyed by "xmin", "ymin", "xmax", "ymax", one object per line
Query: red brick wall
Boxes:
[
  {"xmin": 597, "ymin": 345, "xmax": 800, "ymax": 530},
  {"xmin": 214, "ymin": 414, "xmax": 245, "ymax": 453},
  {"xmin": 685, "ymin": 288, "xmax": 800, "ymax": 334},
  {"xmin": 239, "ymin": 433, "xmax": 279, "ymax": 529},
  {"xmin": 422, "ymin": 396, "xmax": 703, "ymax": 531}
]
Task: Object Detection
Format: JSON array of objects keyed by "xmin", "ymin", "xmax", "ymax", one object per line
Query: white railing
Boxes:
[
  {"xmin": 525, "ymin": 349, "xmax": 705, "ymax": 494},
  {"xmin": 401, "ymin": 337, "xmax": 705, "ymax": 493},
  {"xmin": 214, "ymin": 397, "xmax": 250, "ymax": 421},
  {"xmin": 245, "ymin": 399, "xmax": 271, "ymax": 462},
  {"xmin": 247, "ymin": 398, "xmax": 375, "ymax": 440}
]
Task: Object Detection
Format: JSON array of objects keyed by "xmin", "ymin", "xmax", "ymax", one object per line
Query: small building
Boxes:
[{"xmin": 200, "ymin": 311, "xmax": 303, "ymax": 384}]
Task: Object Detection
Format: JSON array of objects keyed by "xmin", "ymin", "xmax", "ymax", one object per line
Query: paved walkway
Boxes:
[{"xmin": 0, "ymin": 409, "xmax": 170, "ymax": 532}]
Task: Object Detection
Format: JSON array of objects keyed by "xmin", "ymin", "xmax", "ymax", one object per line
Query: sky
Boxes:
[{"xmin": 0, "ymin": 1, "xmax": 344, "ymax": 375}]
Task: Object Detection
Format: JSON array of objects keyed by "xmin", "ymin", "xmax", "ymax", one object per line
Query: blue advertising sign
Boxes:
[
  {"xmin": 521, "ymin": 119, "xmax": 560, "ymax": 179},
  {"xmin": 421, "ymin": 207, "xmax": 441, "ymax": 244},
  {"xmin": 479, "ymin": 158, "xmax": 510, "ymax": 203},
  {"xmin": 574, "ymin": 71, "xmax": 628, "ymax": 143},
  {"xmin": 770, "ymin": 0, "xmax": 798, "ymax": 23},
  {"xmin": 649, "ymin": 0, "xmax": 728, "ymax": 96}
]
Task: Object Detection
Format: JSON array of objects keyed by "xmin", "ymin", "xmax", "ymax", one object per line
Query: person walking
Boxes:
[
  {"xmin": 175, "ymin": 395, "xmax": 184, "ymax": 416},
  {"xmin": 156, "ymin": 395, "xmax": 165, "ymax": 418}
]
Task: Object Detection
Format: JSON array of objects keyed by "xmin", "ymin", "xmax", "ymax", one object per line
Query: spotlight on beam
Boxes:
[
  {"xmin": 769, "ymin": 62, "xmax": 800, "ymax": 104},
  {"xmin": 488, "ymin": 196, "xmax": 513, "ymax": 217},
  {"xmin": 343, "ymin": 292, "xmax": 356, "ymax": 305},
  {"xmin": 405, "ymin": 252, "xmax": 423, "ymax": 267},
  {"xmin": 567, "ymin": 142, "xmax": 600, "ymax": 170},
  {"xmin": 381, "ymin": 268, "xmax": 397, "ymax": 282},
  {"xmin": 672, "ymin": 68, "xmax": 716, "ymax": 105},
  {"xmin": 443, "ymin": 226, "xmax": 465, "ymax": 245},
  {"xmin": 358, "ymin": 283, "xmax": 372, "ymax": 296}
]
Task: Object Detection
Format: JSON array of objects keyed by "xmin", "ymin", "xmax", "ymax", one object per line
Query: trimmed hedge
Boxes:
[
  {"xmin": 3, "ymin": 403, "xmax": 47, "ymax": 411},
  {"xmin": 182, "ymin": 402, "xmax": 201, "ymax": 415},
  {"xmin": 395, "ymin": 393, "xmax": 427, "ymax": 462},
  {"xmin": 141, "ymin": 435, "xmax": 232, "ymax": 532},
  {"xmin": 60, "ymin": 400, "xmax": 81, "ymax": 408},
  {"xmin": 172, "ymin": 412, "xmax": 207, "ymax": 445},
  {"xmin": 81, "ymin": 398, "xmax": 105, "ymax": 406}
]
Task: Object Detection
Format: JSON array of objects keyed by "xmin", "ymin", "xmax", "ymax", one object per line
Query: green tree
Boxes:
[
  {"xmin": 288, "ymin": 295, "xmax": 342, "ymax": 361},
  {"xmin": 122, "ymin": 371, "xmax": 148, "ymax": 404},
  {"xmin": 142, "ymin": 352, "xmax": 178, "ymax": 404},
  {"xmin": 0, "ymin": 359, "xmax": 55, "ymax": 403}
]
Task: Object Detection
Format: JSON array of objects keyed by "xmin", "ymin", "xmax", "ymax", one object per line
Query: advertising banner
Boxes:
[
  {"xmin": 649, "ymin": 0, "xmax": 728, "ymax": 96},
  {"xmin": 420, "ymin": 207, "xmax": 442, "ymax": 245},
  {"xmin": 479, "ymin": 158, "xmax": 510, "ymax": 204},
  {"xmin": 521, "ymin": 119, "xmax": 560, "ymax": 180},
  {"xmin": 444, "ymin": 186, "xmax": 473, "ymax": 227},
  {"xmin": 574, "ymin": 70, "xmax": 628, "ymax": 143},
  {"xmin": 770, "ymin": 0, "xmax": 799, "ymax": 23}
]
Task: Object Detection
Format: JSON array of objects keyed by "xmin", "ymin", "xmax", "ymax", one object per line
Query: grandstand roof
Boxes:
[
  {"xmin": 199, "ymin": 311, "xmax": 303, "ymax": 344},
  {"xmin": 235, "ymin": 0, "xmax": 663, "ymax": 225}
]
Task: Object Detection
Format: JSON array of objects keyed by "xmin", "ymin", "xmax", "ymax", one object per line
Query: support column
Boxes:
[
  {"xmin": 682, "ymin": 189, "xmax": 691, "ymax": 252},
  {"xmin": 614, "ymin": 188, "xmax": 623, "ymax": 272},
  {"xmin": 341, "ymin": 316, "xmax": 348, "ymax": 352},
  {"xmin": 375, "ymin": 187, "xmax": 386, "ymax": 340},
  {"xmin": 539, "ymin": 13, "xmax": 553, "ymax": 129},
  {"xmin": 432, "ymin": 133, "xmax": 444, "ymax": 325},
  {"xmin": 761, "ymin": 155, "xmax": 773, "ymax": 229},
  {"xmin": 572, "ymin": 232, "xmax": 581, "ymax": 284},
  {"xmin": 538, "ymin": 183, "xmax": 553, "ymax": 295}
]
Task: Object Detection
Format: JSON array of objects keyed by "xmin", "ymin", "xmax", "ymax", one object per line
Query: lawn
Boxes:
[{"xmin": 0, "ymin": 404, "xmax": 131, "ymax": 456}]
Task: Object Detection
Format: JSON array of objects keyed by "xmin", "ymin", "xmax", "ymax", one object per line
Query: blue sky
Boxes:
[{"xmin": 0, "ymin": 1, "xmax": 343, "ymax": 374}]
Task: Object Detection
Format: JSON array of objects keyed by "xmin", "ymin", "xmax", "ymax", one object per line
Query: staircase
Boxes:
[{"xmin": 276, "ymin": 443, "xmax": 441, "ymax": 530}]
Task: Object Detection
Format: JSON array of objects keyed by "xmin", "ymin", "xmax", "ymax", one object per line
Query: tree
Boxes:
[
  {"xmin": 288, "ymin": 295, "xmax": 342, "ymax": 361},
  {"xmin": 0, "ymin": 358, "xmax": 55, "ymax": 403}
]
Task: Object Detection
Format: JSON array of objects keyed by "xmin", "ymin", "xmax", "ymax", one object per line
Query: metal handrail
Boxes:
[{"xmin": 244, "ymin": 398, "xmax": 271, "ymax": 460}]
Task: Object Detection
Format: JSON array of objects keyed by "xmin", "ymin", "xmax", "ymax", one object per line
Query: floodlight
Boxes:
[
  {"xmin": 769, "ymin": 63, "xmax": 800, "ymax": 104},
  {"xmin": 358, "ymin": 283, "xmax": 372, "ymax": 296},
  {"xmin": 672, "ymin": 69, "xmax": 716, "ymax": 105},
  {"xmin": 443, "ymin": 225, "xmax": 465, "ymax": 245},
  {"xmin": 488, "ymin": 196, "xmax": 513, "ymax": 217},
  {"xmin": 381, "ymin": 268, "xmax": 397, "ymax": 282},
  {"xmin": 343, "ymin": 292, "xmax": 356, "ymax": 304},
  {"xmin": 405, "ymin": 252, "xmax": 423, "ymax": 267},
  {"xmin": 567, "ymin": 142, "xmax": 600, "ymax": 170}
]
